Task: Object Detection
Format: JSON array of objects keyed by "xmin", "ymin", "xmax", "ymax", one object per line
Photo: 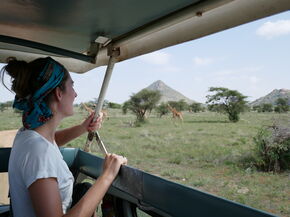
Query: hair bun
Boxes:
[
  {"xmin": 3, "ymin": 58, "xmax": 31, "ymax": 98},
  {"xmin": 5, "ymin": 57, "xmax": 29, "ymax": 80},
  {"xmin": 1, "ymin": 57, "xmax": 66, "ymax": 100},
  {"xmin": 6, "ymin": 56, "xmax": 17, "ymax": 63}
]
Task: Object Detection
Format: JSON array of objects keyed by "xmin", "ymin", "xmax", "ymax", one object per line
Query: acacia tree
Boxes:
[
  {"xmin": 168, "ymin": 100, "xmax": 188, "ymax": 111},
  {"xmin": 125, "ymin": 89, "xmax": 161, "ymax": 123},
  {"xmin": 0, "ymin": 103, "xmax": 5, "ymax": 112},
  {"xmin": 274, "ymin": 98, "xmax": 289, "ymax": 113},
  {"xmin": 206, "ymin": 87, "xmax": 248, "ymax": 122},
  {"xmin": 155, "ymin": 102, "xmax": 170, "ymax": 118},
  {"xmin": 108, "ymin": 102, "xmax": 121, "ymax": 109},
  {"xmin": 122, "ymin": 101, "xmax": 130, "ymax": 114},
  {"xmin": 256, "ymin": 103, "xmax": 273, "ymax": 112},
  {"xmin": 189, "ymin": 102, "xmax": 204, "ymax": 113}
]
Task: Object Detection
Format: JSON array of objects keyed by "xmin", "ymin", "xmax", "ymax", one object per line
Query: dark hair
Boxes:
[{"xmin": 1, "ymin": 57, "xmax": 69, "ymax": 101}]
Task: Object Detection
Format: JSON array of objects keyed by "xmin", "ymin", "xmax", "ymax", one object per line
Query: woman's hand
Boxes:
[
  {"xmin": 81, "ymin": 112, "xmax": 103, "ymax": 132},
  {"xmin": 102, "ymin": 154, "xmax": 128, "ymax": 182}
]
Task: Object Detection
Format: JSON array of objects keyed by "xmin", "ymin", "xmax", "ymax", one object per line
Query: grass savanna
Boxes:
[{"xmin": 0, "ymin": 107, "xmax": 289, "ymax": 216}]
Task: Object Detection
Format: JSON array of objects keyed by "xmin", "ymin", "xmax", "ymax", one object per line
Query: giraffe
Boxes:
[
  {"xmin": 81, "ymin": 103, "xmax": 108, "ymax": 120},
  {"xmin": 81, "ymin": 103, "xmax": 94, "ymax": 114},
  {"xmin": 167, "ymin": 104, "xmax": 183, "ymax": 122}
]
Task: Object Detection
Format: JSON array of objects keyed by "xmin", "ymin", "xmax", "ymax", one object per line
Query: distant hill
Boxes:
[
  {"xmin": 250, "ymin": 89, "xmax": 290, "ymax": 106},
  {"xmin": 143, "ymin": 80, "xmax": 196, "ymax": 104}
]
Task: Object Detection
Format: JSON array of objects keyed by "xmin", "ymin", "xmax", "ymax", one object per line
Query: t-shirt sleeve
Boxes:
[{"xmin": 21, "ymin": 143, "xmax": 58, "ymax": 188}]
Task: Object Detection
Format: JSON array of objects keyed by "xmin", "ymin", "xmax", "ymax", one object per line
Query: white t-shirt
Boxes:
[{"xmin": 8, "ymin": 128, "xmax": 74, "ymax": 217}]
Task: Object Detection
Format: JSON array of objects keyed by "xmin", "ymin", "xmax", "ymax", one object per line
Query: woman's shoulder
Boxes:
[
  {"xmin": 13, "ymin": 128, "xmax": 53, "ymax": 153},
  {"xmin": 9, "ymin": 129, "xmax": 57, "ymax": 172}
]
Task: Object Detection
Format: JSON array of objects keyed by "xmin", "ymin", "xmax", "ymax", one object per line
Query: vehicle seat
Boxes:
[
  {"xmin": 0, "ymin": 148, "xmax": 12, "ymax": 217},
  {"xmin": 0, "ymin": 205, "xmax": 10, "ymax": 217}
]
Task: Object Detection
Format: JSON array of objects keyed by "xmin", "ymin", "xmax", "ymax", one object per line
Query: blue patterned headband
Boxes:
[{"xmin": 13, "ymin": 57, "xmax": 65, "ymax": 129}]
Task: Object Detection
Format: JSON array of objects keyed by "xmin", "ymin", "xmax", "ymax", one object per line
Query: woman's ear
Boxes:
[{"xmin": 54, "ymin": 87, "xmax": 63, "ymax": 102}]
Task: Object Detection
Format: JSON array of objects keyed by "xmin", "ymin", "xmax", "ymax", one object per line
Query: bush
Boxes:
[
  {"xmin": 206, "ymin": 87, "xmax": 248, "ymax": 122},
  {"xmin": 253, "ymin": 123, "xmax": 290, "ymax": 172},
  {"xmin": 260, "ymin": 103, "xmax": 273, "ymax": 112},
  {"xmin": 274, "ymin": 98, "xmax": 289, "ymax": 113},
  {"xmin": 189, "ymin": 102, "xmax": 204, "ymax": 113},
  {"xmin": 252, "ymin": 105, "xmax": 260, "ymax": 112},
  {"xmin": 125, "ymin": 89, "xmax": 161, "ymax": 123},
  {"xmin": 0, "ymin": 104, "xmax": 5, "ymax": 112},
  {"xmin": 155, "ymin": 103, "xmax": 169, "ymax": 118},
  {"xmin": 108, "ymin": 102, "xmax": 121, "ymax": 109},
  {"xmin": 168, "ymin": 100, "xmax": 188, "ymax": 111}
]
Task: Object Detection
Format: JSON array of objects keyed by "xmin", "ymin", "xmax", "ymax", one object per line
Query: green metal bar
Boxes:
[
  {"xmin": 0, "ymin": 147, "xmax": 279, "ymax": 217},
  {"xmin": 142, "ymin": 173, "xmax": 276, "ymax": 217},
  {"xmin": 67, "ymin": 148, "xmax": 277, "ymax": 217}
]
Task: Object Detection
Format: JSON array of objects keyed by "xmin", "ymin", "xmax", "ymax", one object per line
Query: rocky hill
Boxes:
[
  {"xmin": 250, "ymin": 89, "xmax": 290, "ymax": 106},
  {"xmin": 143, "ymin": 80, "xmax": 196, "ymax": 104}
]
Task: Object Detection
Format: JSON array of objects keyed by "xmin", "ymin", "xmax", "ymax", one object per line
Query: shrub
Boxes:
[
  {"xmin": 274, "ymin": 98, "xmax": 289, "ymax": 113},
  {"xmin": 189, "ymin": 102, "xmax": 204, "ymax": 113},
  {"xmin": 252, "ymin": 105, "xmax": 260, "ymax": 112},
  {"xmin": 168, "ymin": 100, "xmax": 188, "ymax": 111},
  {"xmin": 126, "ymin": 89, "xmax": 161, "ymax": 123},
  {"xmin": 206, "ymin": 87, "xmax": 248, "ymax": 122},
  {"xmin": 253, "ymin": 123, "xmax": 290, "ymax": 172},
  {"xmin": 0, "ymin": 104, "xmax": 5, "ymax": 112},
  {"xmin": 155, "ymin": 103, "xmax": 169, "ymax": 118},
  {"xmin": 108, "ymin": 102, "xmax": 121, "ymax": 109},
  {"xmin": 260, "ymin": 103, "xmax": 273, "ymax": 112}
]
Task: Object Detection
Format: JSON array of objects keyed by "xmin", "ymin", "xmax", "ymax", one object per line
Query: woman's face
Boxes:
[{"xmin": 60, "ymin": 74, "xmax": 77, "ymax": 116}]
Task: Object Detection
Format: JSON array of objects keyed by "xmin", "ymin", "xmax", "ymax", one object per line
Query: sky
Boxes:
[{"xmin": 1, "ymin": 11, "xmax": 290, "ymax": 104}]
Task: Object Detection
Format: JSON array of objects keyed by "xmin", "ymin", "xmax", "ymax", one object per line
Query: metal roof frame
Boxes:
[{"xmin": 0, "ymin": 0, "xmax": 289, "ymax": 73}]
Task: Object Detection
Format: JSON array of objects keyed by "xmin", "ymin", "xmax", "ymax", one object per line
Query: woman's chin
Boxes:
[{"xmin": 65, "ymin": 110, "xmax": 74, "ymax": 117}]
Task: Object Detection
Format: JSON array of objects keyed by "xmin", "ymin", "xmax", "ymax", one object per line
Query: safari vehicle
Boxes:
[{"xmin": 0, "ymin": 0, "xmax": 289, "ymax": 216}]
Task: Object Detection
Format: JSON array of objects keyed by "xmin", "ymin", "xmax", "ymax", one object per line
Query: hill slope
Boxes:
[
  {"xmin": 250, "ymin": 89, "xmax": 290, "ymax": 106},
  {"xmin": 143, "ymin": 80, "xmax": 196, "ymax": 104}
]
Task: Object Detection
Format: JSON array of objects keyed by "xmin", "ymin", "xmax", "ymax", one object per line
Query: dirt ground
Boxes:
[{"xmin": 0, "ymin": 130, "xmax": 17, "ymax": 204}]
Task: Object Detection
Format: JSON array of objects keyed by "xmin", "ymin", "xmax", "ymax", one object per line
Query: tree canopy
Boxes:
[
  {"xmin": 254, "ymin": 103, "xmax": 273, "ymax": 113},
  {"xmin": 168, "ymin": 100, "xmax": 188, "ymax": 111},
  {"xmin": 206, "ymin": 87, "xmax": 248, "ymax": 122},
  {"xmin": 274, "ymin": 98, "xmax": 289, "ymax": 113},
  {"xmin": 155, "ymin": 102, "xmax": 170, "ymax": 118},
  {"xmin": 123, "ymin": 89, "xmax": 161, "ymax": 123},
  {"xmin": 189, "ymin": 102, "xmax": 204, "ymax": 113}
]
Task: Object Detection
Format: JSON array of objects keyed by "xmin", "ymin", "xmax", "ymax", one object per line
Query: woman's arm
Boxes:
[
  {"xmin": 29, "ymin": 178, "xmax": 63, "ymax": 217},
  {"xmin": 55, "ymin": 113, "xmax": 102, "ymax": 146},
  {"xmin": 29, "ymin": 175, "xmax": 111, "ymax": 217},
  {"xmin": 29, "ymin": 154, "xmax": 127, "ymax": 217}
]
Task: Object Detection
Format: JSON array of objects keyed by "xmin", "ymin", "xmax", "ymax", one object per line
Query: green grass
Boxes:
[
  {"xmin": 0, "ymin": 109, "xmax": 22, "ymax": 131},
  {"xmin": 1, "ymin": 108, "xmax": 289, "ymax": 216}
]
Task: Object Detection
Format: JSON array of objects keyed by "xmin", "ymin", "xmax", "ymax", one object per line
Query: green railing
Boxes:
[{"xmin": 0, "ymin": 148, "xmax": 277, "ymax": 217}]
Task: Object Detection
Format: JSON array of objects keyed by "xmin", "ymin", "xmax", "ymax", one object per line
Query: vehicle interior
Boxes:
[{"xmin": 0, "ymin": 0, "xmax": 289, "ymax": 216}]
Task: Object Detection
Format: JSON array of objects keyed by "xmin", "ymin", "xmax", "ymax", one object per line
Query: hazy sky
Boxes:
[{"xmin": 1, "ymin": 11, "xmax": 289, "ymax": 104}]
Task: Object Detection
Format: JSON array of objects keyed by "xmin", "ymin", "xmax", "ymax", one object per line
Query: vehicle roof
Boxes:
[{"xmin": 0, "ymin": 0, "xmax": 289, "ymax": 73}]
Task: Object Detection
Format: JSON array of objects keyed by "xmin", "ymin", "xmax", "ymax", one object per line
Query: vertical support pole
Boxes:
[
  {"xmin": 83, "ymin": 56, "xmax": 116, "ymax": 153},
  {"xmin": 93, "ymin": 56, "xmax": 116, "ymax": 122}
]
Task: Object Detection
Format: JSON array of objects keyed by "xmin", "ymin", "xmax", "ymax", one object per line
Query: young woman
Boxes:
[{"xmin": 1, "ymin": 57, "xmax": 127, "ymax": 217}]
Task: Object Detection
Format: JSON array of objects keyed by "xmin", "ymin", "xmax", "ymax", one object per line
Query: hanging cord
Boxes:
[{"xmin": 83, "ymin": 56, "xmax": 116, "ymax": 153}]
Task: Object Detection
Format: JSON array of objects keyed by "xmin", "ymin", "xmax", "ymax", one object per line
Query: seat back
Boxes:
[
  {"xmin": 0, "ymin": 148, "xmax": 11, "ymax": 216},
  {"xmin": 0, "ymin": 148, "xmax": 11, "ymax": 173}
]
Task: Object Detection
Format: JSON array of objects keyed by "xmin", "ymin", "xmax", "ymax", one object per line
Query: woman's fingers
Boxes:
[
  {"xmin": 102, "ymin": 154, "xmax": 128, "ymax": 181},
  {"xmin": 98, "ymin": 112, "xmax": 104, "ymax": 120},
  {"xmin": 121, "ymin": 156, "xmax": 128, "ymax": 165},
  {"xmin": 86, "ymin": 112, "xmax": 104, "ymax": 132}
]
